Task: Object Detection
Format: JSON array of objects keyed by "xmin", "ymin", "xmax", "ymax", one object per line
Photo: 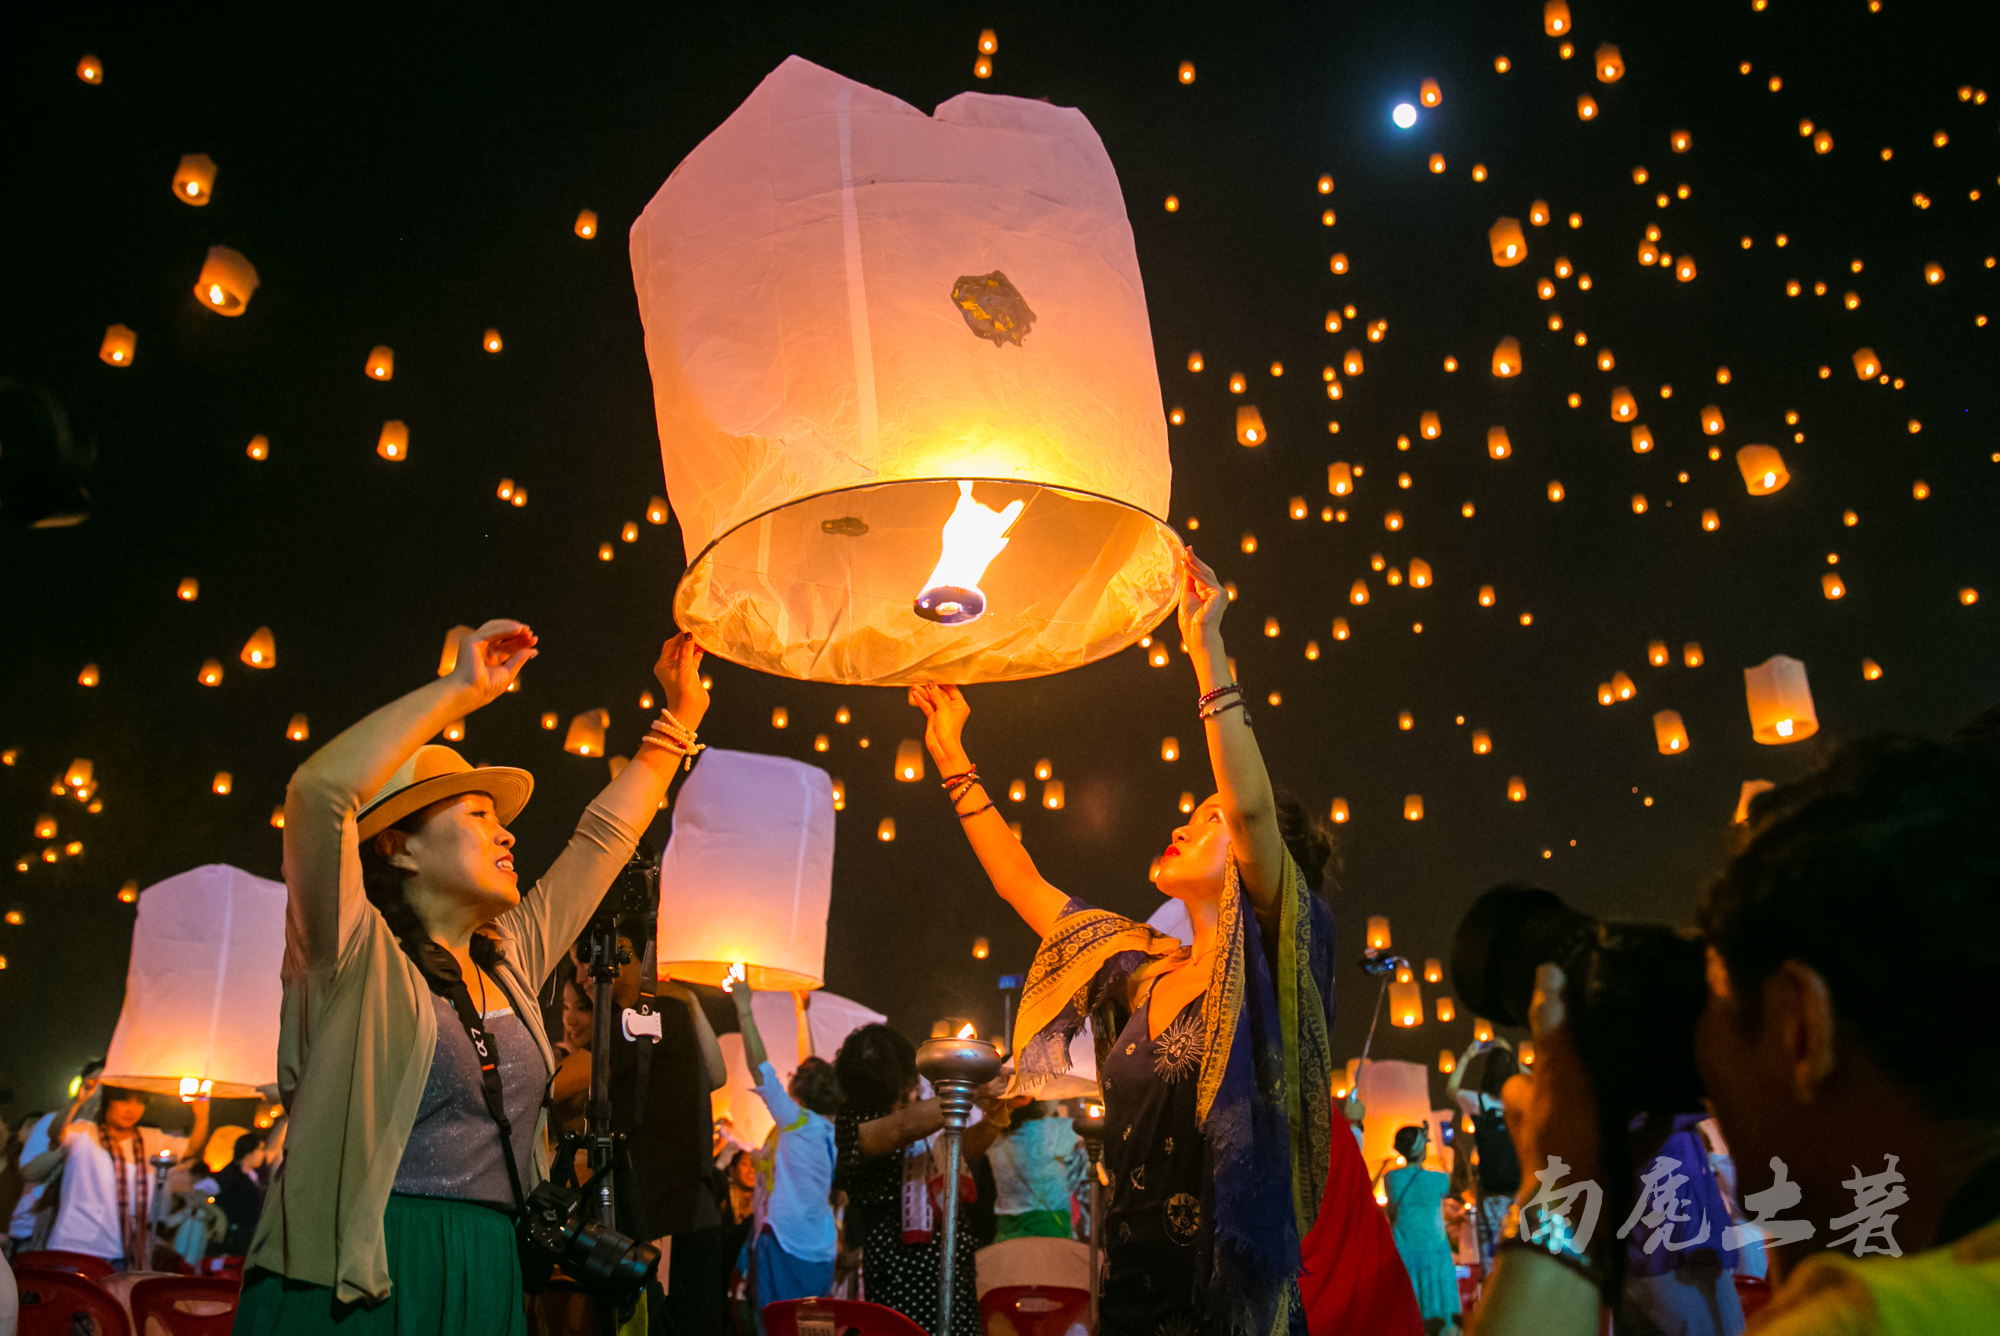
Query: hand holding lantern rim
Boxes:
[
  {"xmin": 1176, "ymin": 546, "xmax": 1229, "ymax": 661},
  {"xmin": 653, "ymin": 632, "xmax": 710, "ymax": 735},
  {"xmin": 443, "ymin": 619, "xmax": 538, "ymax": 709}
]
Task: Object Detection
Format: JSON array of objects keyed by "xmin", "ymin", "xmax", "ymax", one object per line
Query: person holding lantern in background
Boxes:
[
  {"xmin": 910, "ymin": 548, "xmax": 1415, "ymax": 1336},
  {"xmin": 21, "ymin": 1076, "xmax": 210, "ymax": 1269},
  {"xmin": 231, "ymin": 623, "xmax": 709, "ymax": 1336}
]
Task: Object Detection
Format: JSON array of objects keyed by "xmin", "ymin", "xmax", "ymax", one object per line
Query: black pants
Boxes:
[{"xmin": 654, "ymin": 1225, "xmax": 727, "ymax": 1336}]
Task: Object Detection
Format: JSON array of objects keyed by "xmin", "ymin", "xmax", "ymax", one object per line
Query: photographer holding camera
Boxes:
[
  {"xmin": 235, "ymin": 624, "xmax": 708, "ymax": 1336},
  {"xmin": 1467, "ymin": 737, "xmax": 2000, "ymax": 1336}
]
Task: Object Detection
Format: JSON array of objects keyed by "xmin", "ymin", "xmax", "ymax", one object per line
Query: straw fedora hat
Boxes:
[{"xmin": 356, "ymin": 744, "xmax": 533, "ymax": 841}]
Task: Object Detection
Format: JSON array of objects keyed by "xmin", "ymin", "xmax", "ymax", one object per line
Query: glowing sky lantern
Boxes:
[
  {"xmin": 656, "ymin": 749, "xmax": 834, "ymax": 990},
  {"xmin": 1596, "ymin": 44, "xmax": 1625, "ymax": 82},
  {"xmin": 1610, "ymin": 387, "xmax": 1637, "ymax": 421},
  {"xmin": 1736, "ymin": 445, "xmax": 1790, "ymax": 495},
  {"xmin": 99, "ymin": 324, "xmax": 136, "ymax": 366},
  {"xmin": 239, "ymin": 627, "xmax": 276, "ymax": 668},
  {"xmin": 1654, "ymin": 710, "xmax": 1690, "ymax": 754},
  {"xmin": 173, "ymin": 154, "xmax": 217, "ymax": 205},
  {"xmin": 1744, "ymin": 655, "xmax": 1819, "ymax": 744},
  {"xmin": 631, "ymin": 57, "xmax": 1179, "ymax": 685},
  {"xmin": 1491, "ymin": 337, "xmax": 1521, "ymax": 377},
  {"xmin": 193, "ymin": 246, "xmax": 259, "ymax": 315},
  {"xmin": 564, "ymin": 709, "xmax": 609, "ymax": 757},
  {"xmin": 365, "ymin": 346, "xmax": 394, "ymax": 380},
  {"xmin": 1236, "ymin": 406, "xmax": 1267, "ymax": 446},
  {"xmin": 1389, "ymin": 977, "xmax": 1422, "ymax": 1024},
  {"xmin": 1488, "ymin": 217, "xmax": 1527, "ymax": 266},
  {"xmin": 1853, "ymin": 347, "xmax": 1881, "ymax": 378},
  {"xmin": 102, "ymin": 865, "xmax": 287, "ymax": 1097},
  {"xmin": 1487, "ymin": 426, "xmax": 1511, "ymax": 459},
  {"xmin": 1366, "ymin": 915, "xmax": 1391, "ymax": 950}
]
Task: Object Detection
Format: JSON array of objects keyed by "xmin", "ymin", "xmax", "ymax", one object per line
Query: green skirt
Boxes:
[
  {"xmin": 994, "ymin": 1209, "xmax": 1074, "ymax": 1241},
  {"xmin": 232, "ymin": 1194, "xmax": 525, "ymax": 1336}
]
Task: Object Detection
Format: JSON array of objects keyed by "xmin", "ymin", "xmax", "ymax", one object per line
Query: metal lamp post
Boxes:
[
  {"xmin": 1070, "ymin": 1101, "xmax": 1108, "ymax": 1332},
  {"xmin": 915, "ymin": 1033, "xmax": 1003, "ymax": 1336}
]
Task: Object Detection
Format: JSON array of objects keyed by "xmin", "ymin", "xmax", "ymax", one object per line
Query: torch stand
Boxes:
[
  {"xmin": 915, "ymin": 1036, "xmax": 1002, "ymax": 1336},
  {"xmin": 1070, "ymin": 1105, "xmax": 1107, "ymax": 1333}
]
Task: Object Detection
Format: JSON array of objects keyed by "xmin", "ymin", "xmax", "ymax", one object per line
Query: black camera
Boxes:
[
  {"xmin": 519, "ymin": 1176, "xmax": 659, "ymax": 1300},
  {"xmin": 1451, "ymin": 883, "xmax": 1709, "ymax": 1135}
]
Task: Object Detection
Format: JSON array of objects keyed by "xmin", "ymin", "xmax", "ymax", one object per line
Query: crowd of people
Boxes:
[{"xmin": 5, "ymin": 562, "xmax": 1999, "ymax": 1336}]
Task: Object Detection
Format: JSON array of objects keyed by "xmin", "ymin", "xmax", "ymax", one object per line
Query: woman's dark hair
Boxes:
[
  {"xmin": 789, "ymin": 1056, "xmax": 843, "ymax": 1117},
  {"xmin": 1011, "ymin": 1100, "xmax": 1051, "ymax": 1125},
  {"xmin": 1393, "ymin": 1123, "xmax": 1428, "ymax": 1161},
  {"xmin": 1478, "ymin": 1046, "xmax": 1519, "ymax": 1097},
  {"xmin": 1276, "ymin": 792, "xmax": 1339, "ymax": 894},
  {"xmin": 228, "ymin": 1129, "xmax": 266, "ymax": 1164},
  {"xmin": 1700, "ymin": 736, "xmax": 2000, "ymax": 1119},
  {"xmin": 833, "ymin": 1024, "xmax": 917, "ymax": 1116},
  {"xmin": 360, "ymin": 826, "xmax": 432, "ymax": 947},
  {"xmin": 98, "ymin": 1085, "xmax": 148, "ymax": 1109}
]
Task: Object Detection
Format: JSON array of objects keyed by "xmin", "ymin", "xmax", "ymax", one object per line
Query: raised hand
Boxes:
[
  {"xmin": 1176, "ymin": 546, "xmax": 1229, "ymax": 654},
  {"xmin": 908, "ymin": 683, "xmax": 972, "ymax": 768},
  {"xmin": 446, "ymin": 619, "xmax": 538, "ymax": 707},
  {"xmin": 654, "ymin": 632, "xmax": 710, "ymax": 734}
]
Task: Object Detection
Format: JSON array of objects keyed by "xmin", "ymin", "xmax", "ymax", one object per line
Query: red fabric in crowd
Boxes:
[{"xmin": 1298, "ymin": 1114, "xmax": 1424, "ymax": 1336}]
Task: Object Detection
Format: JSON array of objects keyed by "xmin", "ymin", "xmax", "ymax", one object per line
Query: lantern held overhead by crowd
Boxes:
[
  {"xmin": 656, "ymin": 749, "xmax": 834, "ymax": 990},
  {"xmin": 631, "ymin": 58, "xmax": 1179, "ymax": 685},
  {"xmin": 1744, "ymin": 654, "xmax": 1819, "ymax": 744}
]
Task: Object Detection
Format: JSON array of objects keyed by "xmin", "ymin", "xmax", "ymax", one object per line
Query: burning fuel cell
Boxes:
[{"xmin": 631, "ymin": 56, "xmax": 1178, "ymax": 685}]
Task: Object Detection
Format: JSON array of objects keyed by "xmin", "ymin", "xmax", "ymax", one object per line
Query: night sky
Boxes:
[{"xmin": 4, "ymin": 1, "xmax": 1996, "ymax": 1118}]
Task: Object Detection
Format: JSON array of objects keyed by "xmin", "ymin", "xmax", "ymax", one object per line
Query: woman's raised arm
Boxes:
[
  {"xmin": 1178, "ymin": 549, "xmax": 1285, "ymax": 929},
  {"xmin": 910, "ymin": 684, "xmax": 1068, "ymax": 940}
]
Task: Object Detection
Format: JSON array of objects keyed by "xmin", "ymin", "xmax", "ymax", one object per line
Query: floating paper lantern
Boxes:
[
  {"xmin": 1478, "ymin": 585, "xmax": 1495, "ymax": 606},
  {"xmin": 1544, "ymin": 1, "xmax": 1570, "ymax": 35},
  {"xmin": 1487, "ymin": 427, "xmax": 1511, "ymax": 459},
  {"xmin": 1350, "ymin": 580, "xmax": 1369, "ymax": 605},
  {"xmin": 1408, "ymin": 559, "xmax": 1432, "ymax": 588},
  {"xmin": 1547, "ymin": 481, "xmax": 1565, "ymax": 502},
  {"xmin": 198, "ymin": 659, "xmax": 223, "ymax": 686},
  {"xmin": 1403, "ymin": 794, "xmax": 1424, "ymax": 821},
  {"xmin": 1701, "ymin": 405, "xmax": 1724, "ymax": 435},
  {"xmin": 1744, "ymin": 655, "xmax": 1818, "ymax": 744},
  {"xmin": 1328, "ymin": 462, "xmax": 1353, "ymax": 495},
  {"xmin": 193, "ymin": 246, "xmax": 258, "ymax": 315},
  {"xmin": 286, "ymin": 714, "xmax": 309, "ymax": 742},
  {"xmin": 1610, "ymin": 388, "xmax": 1637, "ymax": 421},
  {"xmin": 1042, "ymin": 780, "xmax": 1065, "ymax": 810},
  {"xmin": 1333, "ymin": 617, "xmax": 1350, "ymax": 639},
  {"xmin": 1472, "ymin": 729, "xmax": 1492, "ymax": 754},
  {"xmin": 212, "ymin": 772, "xmax": 232, "ymax": 795},
  {"xmin": 1529, "ymin": 201, "xmax": 1550, "ymax": 227},
  {"xmin": 876, "ymin": 818, "xmax": 896, "ymax": 841},
  {"xmin": 1596, "ymin": 44, "xmax": 1624, "ymax": 82},
  {"xmin": 1577, "ymin": 94, "xmax": 1598, "ymax": 120},
  {"xmin": 1506, "ymin": 777, "xmax": 1526, "ymax": 802},
  {"xmin": 1736, "ymin": 445, "xmax": 1789, "ymax": 495},
  {"xmin": 365, "ymin": 346, "xmax": 394, "ymax": 380},
  {"xmin": 1491, "ymin": 338, "xmax": 1521, "ymax": 377},
  {"xmin": 1853, "ymin": 348, "xmax": 1880, "ymax": 379},
  {"xmin": 647, "ymin": 496, "xmax": 671, "ymax": 525},
  {"xmin": 979, "ymin": 29, "xmax": 998, "ymax": 54},
  {"xmin": 173, "ymin": 154, "xmax": 217, "ymax": 205},
  {"xmin": 1419, "ymin": 411, "xmax": 1441, "ymax": 439},
  {"xmin": 1701, "ymin": 509, "xmax": 1720, "ymax": 531},
  {"xmin": 1236, "ymin": 406, "xmax": 1267, "ymax": 446},
  {"xmin": 1331, "ymin": 251, "xmax": 1351, "ymax": 272},
  {"xmin": 1611, "ymin": 671, "xmax": 1636, "ymax": 701},
  {"xmin": 1648, "ymin": 640, "xmax": 1669, "ymax": 667},
  {"xmin": 1632, "ymin": 494, "xmax": 1649, "ymax": 515},
  {"xmin": 1489, "ymin": 217, "xmax": 1527, "ymax": 266},
  {"xmin": 102, "ymin": 865, "xmax": 286, "ymax": 1096},
  {"xmin": 974, "ymin": 57, "xmax": 992, "ymax": 79},
  {"xmin": 1160, "ymin": 737, "xmax": 1178, "ymax": 762},
  {"xmin": 483, "ymin": 328, "xmax": 503, "ymax": 353},
  {"xmin": 1822, "ymin": 573, "xmax": 1846, "ymax": 600},
  {"xmin": 564, "ymin": 710, "xmax": 609, "ymax": 757},
  {"xmin": 99, "ymin": 324, "xmax": 136, "ymax": 366},
  {"xmin": 377, "ymin": 421, "xmax": 409, "ymax": 461},
  {"xmin": 1437, "ymin": 997, "xmax": 1456, "ymax": 1022},
  {"xmin": 1671, "ymin": 129, "xmax": 1691, "ymax": 153},
  {"xmin": 246, "ymin": 435, "xmax": 269, "ymax": 460},
  {"xmin": 1439, "ymin": 1049, "xmax": 1455, "ymax": 1074},
  {"xmin": 1390, "ymin": 979, "xmax": 1422, "ymax": 1025},
  {"xmin": 78, "ymin": 54, "xmax": 103, "ymax": 83},
  {"xmin": 77, "ymin": 663, "xmax": 100, "ymax": 687},
  {"xmin": 656, "ymin": 749, "xmax": 834, "ymax": 989},
  {"xmin": 1961, "ymin": 588, "xmax": 1979, "ymax": 605},
  {"xmin": 1473, "ymin": 1018, "xmax": 1494, "ymax": 1043},
  {"xmin": 574, "ymin": 209, "xmax": 598, "ymax": 238},
  {"xmin": 1366, "ymin": 916, "xmax": 1392, "ymax": 950},
  {"xmin": 1420, "ymin": 78, "xmax": 1442, "ymax": 107},
  {"xmin": 239, "ymin": 627, "xmax": 276, "ymax": 668},
  {"xmin": 631, "ymin": 58, "xmax": 1179, "ymax": 685},
  {"xmin": 1178, "ymin": 61, "xmax": 1195, "ymax": 84},
  {"xmin": 1345, "ymin": 349, "xmax": 1365, "ymax": 375},
  {"xmin": 1654, "ymin": 710, "xmax": 1690, "ymax": 754},
  {"xmin": 66, "ymin": 758, "xmax": 94, "ymax": 789},
  {"xmin": 1683, "ymin": 642, "xmax": 1705, "ymax": 668},
  {"xmin": 1035, "ymin": 758, "xmax": 1053, "ymax": 780},
  {"xmin": 1330, "ymin": 798, "xmax": 1349, "ymax": 823},
  {"xmin": 772, "ymin": 707, "xmax": 791, "ymax": 730},
  {"xmin": 894, "ymin": 738, "xmax": 924, "ymax": 781},
  {"xmin": 1863, "ymin": 659, "xmax": 1883, "ymax": 680},
  {"xmin": 1398, "ymin": 710, "xmax": 1414, "ymax": 731}
]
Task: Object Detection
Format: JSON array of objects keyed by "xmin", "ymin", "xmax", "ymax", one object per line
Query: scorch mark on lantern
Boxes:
[
  {"xmin": 950, "ymin": 271, "xmax": 1038, "ymax": 346},
  {"xmin": 914, "ymin": 482, "xmax": 1025, "ymax": 626}
]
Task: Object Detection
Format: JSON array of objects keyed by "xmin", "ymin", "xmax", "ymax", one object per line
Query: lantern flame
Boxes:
[
  {"xmin": 914, "ymin": 482, "xmax": 1025, "ymax": 625},
  {"xmin": 956, "ymin": 1022, "xmax": 977, "ymax": 1039}
]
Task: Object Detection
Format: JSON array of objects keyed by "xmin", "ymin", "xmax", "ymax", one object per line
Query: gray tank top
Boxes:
[{"xmin": 393, "ymin": 994, "xmax": 544, "ymax": 1205}]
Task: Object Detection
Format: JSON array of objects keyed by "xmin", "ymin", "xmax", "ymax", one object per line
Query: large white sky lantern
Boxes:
[
  {"xmin": 656, "ymin": 748, "xmax": 836, "ymax": 990},
  {"xmin": 631, "ymin": 55, "xmax": 1180, "ymax": 685},
  {"xmin": 103, "ymin": 864, "xmax": 286, "ymax": 1098}
]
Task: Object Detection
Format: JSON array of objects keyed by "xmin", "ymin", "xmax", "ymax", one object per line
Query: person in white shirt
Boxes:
[
  {"xmin": 9, "ymin": 1061, "xmax": 104, "ymax": 1253},
  {"xmin": 22, "ymin": 1083, "xmax": 207, "ymax": 1270},
  {"xmin": 728, "ymin": 973, "xmax": 841, "ymax": 1307}
]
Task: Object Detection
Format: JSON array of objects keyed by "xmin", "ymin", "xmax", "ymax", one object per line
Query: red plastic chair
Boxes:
[
  {"xmin": 762, "ymin": 1298, "xmax": 930, "ymax": 1336},
  {"xmin": 129, "ymin": 1275, "xmax": 241, "ymax": 1335},
  {"xmin": 1735, "ymin": 1273, "xmax": 1773, "ymax": 1324},
  {"xmin": 13, "ymin": 1249, "xmax": 118, "ymax": 1279},
  {"xmin": 978, "ymin": 1284, "xmax": 1089, "ymax": 1336},
  {"xmin": 12, "ymin": 1266, "xmax": 134, "ymax": 1336}
]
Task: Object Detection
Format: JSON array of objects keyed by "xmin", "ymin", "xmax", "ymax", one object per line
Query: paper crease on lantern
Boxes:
[
  {"xmin": 102, "ymin": 864, "xmax": 286, "ymax": 1098},
  {"xmin": 656, "ymin": 748, "xmax": 835, "ymax": 990},
  {"xmin": 632, "ymin": 56, "xmax": 1179, "ymax": 684}
]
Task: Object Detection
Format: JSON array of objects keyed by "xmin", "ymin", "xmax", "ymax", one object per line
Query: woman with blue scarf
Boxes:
[{"xmin": 911, "ymin": 549, "xmax": 1377, "ymax": 1336}]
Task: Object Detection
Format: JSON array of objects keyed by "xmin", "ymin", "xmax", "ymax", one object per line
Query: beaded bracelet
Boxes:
[
  {"xmin": 1196, "ymin": 682, "xmax": 1243, "ymax": 710},
  {"xmin": 1200, "ymin": 697, "xmax": 1250, "ymax": 722},
  {"xmin": 956, "ymin": 801, "xmax": 996, "ymax": 821}
]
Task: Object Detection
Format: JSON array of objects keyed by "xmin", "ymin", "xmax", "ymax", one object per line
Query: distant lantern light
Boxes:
[
  {"xmin": 1437, "ymin": 997, "xmax": 1456, "ymax": 1023},
  {"xmin": 1925, "ymin": 263, "xmax": 1944, "ymax": 285},
  {"xmin": 1544, "ymin": 1, "xmax": 1570, "ymax": 35},
  {"xmin": 1611, "ymin": 388, "xmax": 1637, "ymax": 421},
  {"xmin": 1654, "ymin": 710, "xmax": 1690, "ymax": 754},
  {"xmin": 1577, "ymin": 94, "xmax": 1598, "ymax": 120},
  {"xmin": 1822, "ymin": 572, "xmax": 1846, "ymax": 600},
  {"xmin": 286, "ymin": 714, "xmax": 309, "ymax": 742},
  {"xmin": 1188, "ymin": 351, "xmax": 1204, "ymax": 372},
  {"xmin": 1863, "ymin": 659, "xmax": 1884, "ymax": 681},
  {"xmin": 1596, "ymin": 44, "xmax": 1624, "ymax": 82},
  {"xmin": 1328, "ymin": 797, "xmax": 1350, "ymax": 824},
  {"xmin": 1744, "ymin": 655, "xmax": 1819, "ymax": 744},
  {"xmin": 574, "ymin": 209, "xmax": 598, "ymax": 238},
  {"xmin": 1160, "ymin": 736, "xmax": 1179, "ymax": 762},
  {"xmin": 173, "ymin": 154, "xmax": 217, "ymax": 205},
  {"xmin": 1491, "ymin": 337, "xmax": 1522, "ymax": 377},
  {"xmin": 177, "ymin": 577, "xmax": 200, "ymax": 602},
  {"xmin": 1472, "ymin": 729, "xmax": 1492, "ymax": 755},
  {"xmin": 1963, "ymin": 588, "xmax": 1981, "ymax": 606},
  {"xmin": 364, "ymin": 346, "xmax": 394, "ymax": 380},
  {"xmin": 878, "ymin": 817, "xmax": 896, "ymax": 841},
  {"xmin": 1350, "ymin": 579, "xmax": 1370, "ymax": 605},
  {"xmin": 1631, "ymin": 424, "xmax": 1655, "ymax": 453},
  {"xmin": 1390, "ymin": 978, "xmax": 1422, "ymax": 1025},
  {"xmin": 894, "ymin": 739, "xmax": 923, "ymax": 781},
  {"xmin": 196, "ymin": 232, "xmax": 264, "ymax": 300},
  {"xmin": 1701, "ymin": 405, "xmax": 1725, "ymax": 435},
  {"xmin": 1853, "ymin": 348, "xmax": 1880, "ymax": 379},
  {"xmin": 1178, "ymin": 61, "xmax": 1195, "ymax": 84},
  {"xmin": 1419, "ymin": 411, "xmax": 1441, "ymax": 439},
  {"xmin": 1507, "ymin": 776, "xmax": 1527, "ymax": 802},
  {"xmin": 1677, "ymin": 255, "xmax": 1698, "ymax": 282},
  {"xmin": 1547, "ymin": 481, "xmax": 1565, "ymax": 502},
  {"xmin": 246, "ymin": 435, "xmax": 269, "ymax": 460},
  {"xmin": 1330, "ymin": 252, "xmax": 1350, "ymax": 273},
  {"xmin": 1529, "ymin": 200, "xmax": 1550, "ymax": 226},
  {"xmin": 1684, "ymin": 642, "xmax": 1704, "ymax": 668},
  {"xmin": 647, "ymin": 496, "xmax": 671, "ymax": 525},
  {"xmin": 1488, "ymin": 217, "xmax": 1527, "ymax": 266},
  {"xmin": 1332, "ymin": 617, "xmax": 1351, "ymax": 640},
  {"xmin": 564, "ymin": 710, "xmax": 609, "ymax": 756},
  {"xmin": 1477, "ymin": 584, "xmax": 1495, "ymax": 607},
  {"xmin": 377, "ymin": 421, "xmax": 409, "ymax": 461},
  {"xmin": 622, "ymin": 521, "xmax": 639, "ymax": 543},
  {"xmin": 1236, "ymin": 406, "xmax": 1267, "ymax": 446},
  {"xmin": 1649, "ymin": 640, "xmax": 1669, "ymax": 667},
  {"xmin": 1392, "ymin": 103, "xmax": 1418, "ymax": 129},
  {"xmin": 1671, "ymin": 129, "xmax": 1691, "ymax": 153},
  {"xmin": 1366, "ymin": 915, "xmax": 1392, "ymax": 949},
  {"xmin": 1403, "ymin": 794, "xmax": 1424, "ymax": 821},
  {"xmin": 212, "ymin": 772, "xmax": 232, "ymax": 796},
  {"xmin": 1345, "ymin": 349, "xmax": 1365, "ymax": 375},
  {"xmin": 1420, "ymin": 78, "xmax": 1442, "ymax": 107},
  {"xmin": 1736, "ymin": 445, "xmax": 1789, "ymax": 495},
  {"xmin": 198, "ymin": 659, "xmax": 223, "ymax": 687},
  {"xmin": 974, "ymin": 57, "xmax": 992, "ymax": 79},
  {"xmin": 239, "ymin": 627, "xmax": 276, "ymax": 668},
  {"xmin": 1631, "ymin": 494, "xmax": 1649, "ymax": 514},
  {"xmin": 1487, "ymin": 426, "xmax": 1511, "ymax": 459},
  {"xmin": 1611, "ymin": 671, "xmax": 1636, "ymax": 701},
  {"xmin": 99, "ymin": 324, "xmax": 137, "ymax": 366},
  {"xmin": 78, "ymin": 54, "xmax": 103, "ymax": 83},
  {"xmin": 1042, "ymin": 780, "xmax": 1065, "ymax": 810},
  {"xmin": 1318, "ymin": 174, "xmax": 1334, "ymax": 194}
]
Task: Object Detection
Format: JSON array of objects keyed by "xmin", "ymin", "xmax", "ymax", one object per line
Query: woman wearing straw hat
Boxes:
[{"xmin": 234, "ymin": 621, "xmax": 710, "ymax": 1336}]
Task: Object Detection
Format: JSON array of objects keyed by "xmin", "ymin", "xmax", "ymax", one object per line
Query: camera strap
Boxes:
[
  {"xmin": 631, "ymin": 934, "xmax": 659, "ymax": 1113},
  {"xmin": 404, "ymin": 933, "xmax": 529, "ymax": 1215}
]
